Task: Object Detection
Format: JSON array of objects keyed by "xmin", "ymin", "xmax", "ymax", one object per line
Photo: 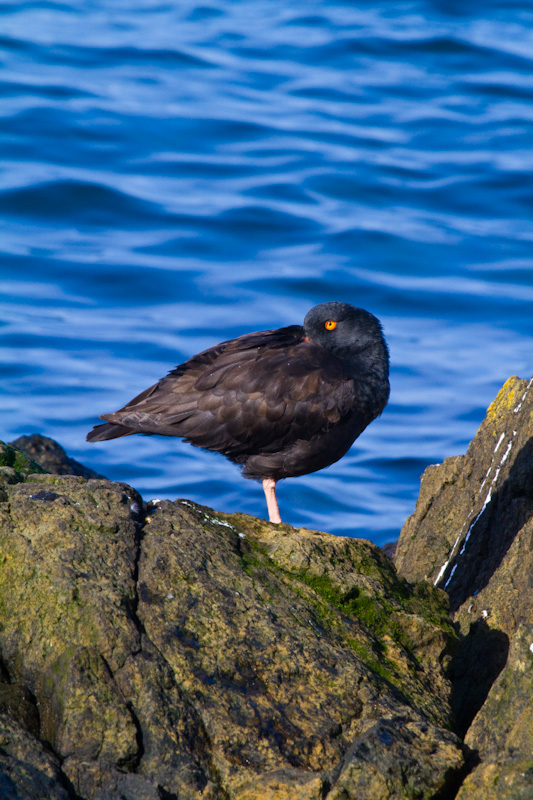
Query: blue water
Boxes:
[{"xmin": 1, "ymin": 1, "xmax": 532, "ymax": 545}]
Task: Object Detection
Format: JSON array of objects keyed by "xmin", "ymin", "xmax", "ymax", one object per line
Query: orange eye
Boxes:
[{"xmin": 324, "ymin": 320, "xmax": 337, "ymax": 331}]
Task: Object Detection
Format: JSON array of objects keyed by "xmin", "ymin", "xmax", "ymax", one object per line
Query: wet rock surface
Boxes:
[
  {"xmin": 0, "ymin": 439, "xmax": 464, "ymax": 799},
  {"xmin": 395, "ymin": 376, "xmax": 533, "ymax": 799}
]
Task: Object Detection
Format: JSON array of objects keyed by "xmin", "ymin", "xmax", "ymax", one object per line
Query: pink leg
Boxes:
[{"xmin": 262, "ymin": 478, "xmax": 281, "ymax": 524}]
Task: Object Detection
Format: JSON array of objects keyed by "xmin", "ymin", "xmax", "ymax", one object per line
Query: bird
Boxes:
[{"xmin": 87, "ymin": 301, "xmax": 390, "ymax": 524}]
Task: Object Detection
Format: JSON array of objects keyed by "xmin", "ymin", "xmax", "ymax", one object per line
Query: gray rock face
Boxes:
[
  {"xmin": 395, "ymin": 376, "xmax": 533, "ymax": 799},
  {"xmin": 0, "ymin": 439, "xmax": 463, "ymax": 799}
]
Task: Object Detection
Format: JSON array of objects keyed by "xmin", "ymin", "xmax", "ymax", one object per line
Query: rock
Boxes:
[
  {"xmin": 395, "ymin": 375, "xmax": 533, "ymax": 798},
  {"xmin": 9, "ymin": 434, "xmax": 106, "ymax": 479},
  {"xmin": 381, "ymin": 541, "xmax": 397, "ymax": 559},
  {"xmin": 0, "ymin": 711, "xmax": 71, "ymax": 800},
  {"xmin": 0, "ymin": 439, "xmax": 44, "ymax": 484},
  {"xmin": 0, "ymin": 441, "xmax": 464, "ymax": 799},
  {"xmin": 137, "ymin": 504, "xmax": 462, "ymax": 799},
  {"xmin": 0, "ymin": 646, "xmax": 68, "ymax": 799}
]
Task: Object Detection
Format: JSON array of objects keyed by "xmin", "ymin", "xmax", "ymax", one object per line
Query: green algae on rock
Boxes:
[
  {"xmin": 0, "ymin": 440, "xmax": 44, "ymax": 484},
  {"xmin": 10, "ymin": 434, "xmax": 106, "ymax": 480},
  {"xmin": 138, "ymin": 500, "xmax": 462, "ymax": 798}
]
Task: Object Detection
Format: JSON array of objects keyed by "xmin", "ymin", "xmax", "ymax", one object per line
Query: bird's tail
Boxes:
[{"xmin": 86, "ymin": 422, "xmax": 135, "ymax": 442}]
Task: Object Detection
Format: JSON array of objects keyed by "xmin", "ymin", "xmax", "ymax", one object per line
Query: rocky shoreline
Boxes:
[{"xmin": 0, "ymin": 374, "xmax": 531, "ymax": 799}]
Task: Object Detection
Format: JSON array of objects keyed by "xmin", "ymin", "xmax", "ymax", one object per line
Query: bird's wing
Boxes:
[{"xmin": 99, "ymin": 325, "xmax": 358, "ymax": 457}]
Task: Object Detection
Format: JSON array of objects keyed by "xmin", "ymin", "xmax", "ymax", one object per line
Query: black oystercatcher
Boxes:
[{"xmin": 87, "ymin": 302, "xmax": 390, "ymax": 524}]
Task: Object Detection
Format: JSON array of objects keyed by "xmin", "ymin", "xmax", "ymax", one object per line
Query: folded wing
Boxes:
[{"xmin": 86, "ymin": 325, "xmax": 358, "ymax": 461}]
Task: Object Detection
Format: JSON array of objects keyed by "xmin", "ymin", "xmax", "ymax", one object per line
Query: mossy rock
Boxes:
[
  {"xmin": 0, "ymin": 455, "xmax": 464, "ymax": 799},
  {"xmin": 0, "ymin": 441, "xmax": 44, "ymax": 484}
]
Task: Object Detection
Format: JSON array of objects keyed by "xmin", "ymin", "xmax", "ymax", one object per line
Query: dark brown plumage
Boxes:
[{"xmin": 87, "ymin": 301, "xmax": 390, "ymax": 523}]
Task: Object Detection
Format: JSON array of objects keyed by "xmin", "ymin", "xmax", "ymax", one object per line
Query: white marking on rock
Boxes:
[
  {"xmin": 513, "ymin": 376, "xmax": 533, "ymax": 413},
  {"xmin": 501, "ymin": 439, "xmax": 513, "ymax": 465},
  {"xmin": 434, "ymin": 531, "xmax": 463, "ymax": 586},
  {"xmin": 435, "ymin": 427, "xmax": 515, "ymax": 586},
  {"xmin": 480, "ymin": 465, "xmax": 492, "ymax": 491},
  {"xmin": 443, "ymin": 563, "xmax": 457, "ymax": 589},
  {"xmin": 494, "ymin": 432, "xmax": 505, "ymax": 453},
  {"xmin": 205, "ymin": 514, "xmax": 237, "ymax": 531}
]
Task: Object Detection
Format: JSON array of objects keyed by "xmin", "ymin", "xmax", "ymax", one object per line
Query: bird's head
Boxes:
[{"xmin": 303, "ymin": 301, "xmax": 388, "ymax": 365}]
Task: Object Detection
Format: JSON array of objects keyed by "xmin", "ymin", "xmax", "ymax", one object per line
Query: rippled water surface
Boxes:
[{"xmin": 1, "ymin": 0, "xmax": 532, "ymax": 544}]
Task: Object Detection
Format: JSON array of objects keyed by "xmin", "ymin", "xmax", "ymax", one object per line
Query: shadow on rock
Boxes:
[
  {"xmin": 443, "ymin": 437, "xmax": 533, "ymax": 613},
  {"xmin": 449, "ymin": 619, "xmax": 509, "ymax": 739}
]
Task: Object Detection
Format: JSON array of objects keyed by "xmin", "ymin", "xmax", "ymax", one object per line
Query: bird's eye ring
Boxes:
[{"xmin": 325, "ymin": 320, "xmax": 337, "ymax": 330}]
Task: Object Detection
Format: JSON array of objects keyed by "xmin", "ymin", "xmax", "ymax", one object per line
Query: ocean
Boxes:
[{"xmin": 1, "ymin": 0, "xmax": 532, "ymax": 545}]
